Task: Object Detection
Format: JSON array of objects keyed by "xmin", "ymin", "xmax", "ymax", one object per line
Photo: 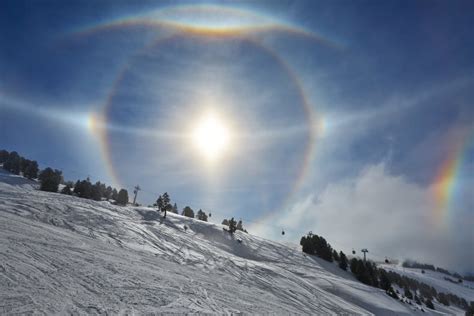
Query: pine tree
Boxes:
[
  {"xmin": 100, "ymin": 183, "xmax": 106, "ymax": 197},
  {"xmin": 236, "ymin": 220, "xmax": 244, "ymax": 231},
  {"xmin": 333, "ymin": 249, "xmax": 340, "ymax": 261},
  {"xmin": 339, "ymin": 251, "xmax": 348, "ymax": 271},
  {"xmin": 116, "ymin": 189, "xmax": 129, "ymax": 205},
  {"xmin": 300, "ymin": 235, "xmax": 313, "ymax": 254},
  {"xmin": 156, "ymin": 195, "xmax": 163, "ymax": 212},
  {"xmin": 38, "ymin": 168, "xmax": 62, "ymax": 192},
  {"xmin": 20, "ymin": 158, "xmax": 29, "ymax": 174},
  {"xmin": 74, "ymin": 179, "xmax": 92, "ymax": 199},
  {"xmin": 4, "ymin": 151, "xmax": 21, "ymax": 174},
  {"xmin": 96, "ymin": 182, "xmax": 106, "ymax": 199},
  {"xmin": 104, "ymin": 186, "xmax": 113, "ymax": 200},
  {"xmin": 162, "ymin": 192, "xmax": 170, "ymax": 218},
  {"xmin": 91, "ymin": 182, "xmax": 102, "ymax": 201},
  {"xmin": 182, "ymin": 206, "xmax": 194, "ymax": 218},
  {"xmin": 350, "ymin": 258, "xmax": 358, "ymax": 274},
  {"xmin": 197, "ymin": 209, "xmax": 208, "ymax": 221},
  {"xmin": 61, "ymin": 183, "xmax": 73, "ymax": 195},
  {"xmin": 156, "ymin": 194, "xmax": 169, "ymax": 217},
  {"xmin": 0, "ymin": 149, "xmax": 9, "ymax": 163},
  {"xmin": 425, "ymin": 299, "xmax": 434, "ymax": 310},
  {"xmin": 349, "ymin": 259, "xmax": 371, "ymax": 285},
  {"xmin": 222, "ymin": 219, "xmax": 229, "ymax": 226},
  {"xmin": 366, "ymin": 262, "xmax": 378, "ymax": 287},
  {"xmin": 317, "ymin": 236, "xmax": 333, "ymax": 262},
  {"xmin": 379, "ymin": 269, "xmax": 391, "ymax": 291},
  {"xmin": 112, "ymin": 188, "xmax": 118, "ymax": 201},
  {"xmin": 162, "ymin": 192, "xmax": 170, "ymax": 206},
  {"xmin": 228, "ymin": 217, "xmax": 237, "ymax": 234},
  {"xmin": 24, "ymin": 160, "xmax": 39, "ymax": 179},
  {"xmin": 73, "ymin": 180, "xmax": 81, "ymax": 195},
  {"xmin": 172, "ymin": 203, "xmax": 178, "ymax": 214},
  {"xmin": 386, "ymin": 286, "xmax": 399, "ymax": 299}
]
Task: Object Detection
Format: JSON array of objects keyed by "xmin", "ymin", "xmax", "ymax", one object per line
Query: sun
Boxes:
[{"xmin": 191, "ymin": 112, "xmax": 231, "ymax": 162}]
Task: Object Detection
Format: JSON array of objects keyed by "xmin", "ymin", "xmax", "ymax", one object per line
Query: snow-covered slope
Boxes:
[
  {"xmin": 0, "ymin": 177, "xmax": 449, "ymax": 314},
  {"xmin": 0, "ymin": 168, "xmax": 38, "ymax": 189},
  {"xmin": 378, "ymin": 263, "xmax": 474, "ymax": 303}
]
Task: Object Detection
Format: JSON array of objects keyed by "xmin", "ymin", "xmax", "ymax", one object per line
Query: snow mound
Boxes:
[{"xmin": 0, "ymin": 182, "xmax": 425, "ymax": 314}]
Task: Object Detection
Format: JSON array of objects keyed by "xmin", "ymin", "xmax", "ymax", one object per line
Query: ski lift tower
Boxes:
[
  {"xmin": 133, "ymin": 185, "xmax": 141, "ymax": 205},
  {"xmin": 361, "ymin": 248, "xmax": 369, "ymax": 262}
]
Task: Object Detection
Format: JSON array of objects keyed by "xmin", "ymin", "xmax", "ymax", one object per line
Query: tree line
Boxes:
[
  {"xmin": 2, "ymin": 149, "xmax": 246, "ymax": 232},
  {"xmin": 152, "ymin": 193, "xmax": 245, "ymax": 234},
  {"xmin": 0, "ymin": 149, "xmax": 129, "ymax": 205},
  {"xmin": 1, "ymin": 149, "xmax": 39, "ymax": 179},
  {"xmin": 402, "ymin": 260, "xmax": 464, "ymax": 280},
  {"xmin": 383, "ymin": 268, "xmax": 473, "ymax": 313},
  {"xmin": 299, "ymin": 232, "xmax": 473, "ymax": 314},
  {"xmin": 152, "ymin": 193, "xmax": 201, "ymax": 219},
  {"xmin": 64, "ymin": 178, "xmax": 129, "ymax": 205},
  {"xmin": 221, "ymin": 218, "xmax": 247, "ymax": 234}
]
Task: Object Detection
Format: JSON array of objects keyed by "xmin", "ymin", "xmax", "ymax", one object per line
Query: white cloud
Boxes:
[{"xmin": 250, "ymin": 163, "xmax": 473, "ymax": 273}]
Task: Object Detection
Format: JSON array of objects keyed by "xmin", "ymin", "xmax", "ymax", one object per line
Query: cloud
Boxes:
[{"xmin": 250, "ymin": 163, "xmax": 473, "ymax": 273}]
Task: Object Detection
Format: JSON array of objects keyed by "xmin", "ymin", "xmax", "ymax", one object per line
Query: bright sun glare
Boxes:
[{"xmin": 191, "ymin": 112, "xmax": 231, "ymax": 162}]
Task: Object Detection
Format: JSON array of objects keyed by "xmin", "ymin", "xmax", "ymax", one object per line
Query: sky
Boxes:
[{"xmin": 1, "ymin": 0, "xmax": 473, "ymax": 273}]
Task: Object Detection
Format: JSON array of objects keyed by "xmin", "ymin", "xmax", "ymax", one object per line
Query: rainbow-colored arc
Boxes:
[
  {"xmin": 433, "ymin": 129, "xmax": 473, "ymax": 223},
  {"xmin": 68, "ymin": 4, "xmax": 334, "ymax": 216},
  {"xmin": 69, "ymin": 4, "xmax": 340, "ymax": 48}
]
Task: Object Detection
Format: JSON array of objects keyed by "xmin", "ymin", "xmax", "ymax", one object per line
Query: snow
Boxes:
[
  {"xmin": 0, "ymin": 168, "xmax": 38, "ymax": 189},
  {"xmin": 378, "ymin": 263, "xmax": 474, "ymax": 303},
  {"xmin": 0, "ymin": 172, "xmax": 467, "ymax": 314}
]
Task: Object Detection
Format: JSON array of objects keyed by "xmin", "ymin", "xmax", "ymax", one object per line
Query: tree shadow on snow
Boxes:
[{"xmin": 136, "ymin": 209, "xmax": 160, "ymax": 221}]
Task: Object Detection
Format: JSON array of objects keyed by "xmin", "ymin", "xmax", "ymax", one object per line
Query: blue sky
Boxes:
[{"xmin": 1, "ymin": 0, "xmax": 473, "ymax": 272}]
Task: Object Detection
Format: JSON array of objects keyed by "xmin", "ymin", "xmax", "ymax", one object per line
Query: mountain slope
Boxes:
[
  {"xmin": 0, "ymin": 180, "xmax": 420, "ymax": 314},
  {"xmin": 378, "ymin": 263, "xmax": 474, "ymax": 304}
]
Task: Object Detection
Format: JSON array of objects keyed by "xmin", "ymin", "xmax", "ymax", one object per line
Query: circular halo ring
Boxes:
[{"xmin": 76, "ymin": 9, "xmax": 323, "ymax": 216}]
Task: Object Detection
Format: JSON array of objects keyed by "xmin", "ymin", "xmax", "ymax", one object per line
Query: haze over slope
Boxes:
[{"xmin": 0, "ymin": 175, "xmax": 431, "ymax": 314}]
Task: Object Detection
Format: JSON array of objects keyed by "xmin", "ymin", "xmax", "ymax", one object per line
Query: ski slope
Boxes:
[
  {"xmin": 378, "ymin": 263, "xmax": 474, "ymax": 303},
  {"xmin": 0, "ymin": 174, "xmax": 461, "ymax": 314}
]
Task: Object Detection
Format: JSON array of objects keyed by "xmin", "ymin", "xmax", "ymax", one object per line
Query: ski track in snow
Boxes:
[{"xmin": 0, "ymin": 181, "xmax": 458, "ymax": 315}]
